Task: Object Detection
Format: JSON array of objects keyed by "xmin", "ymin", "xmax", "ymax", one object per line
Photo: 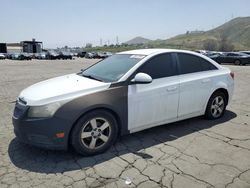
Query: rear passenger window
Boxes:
[
  {"xmin": 138, "ymin": 53, "xmax": 177, "ymax": 79},
  {"xmin": 177, "ymin": 53, "xmax": 217, "ymax": 75}
]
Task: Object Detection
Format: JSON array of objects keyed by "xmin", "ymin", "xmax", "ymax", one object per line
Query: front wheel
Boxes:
[
  {"xmin": 71, "ymin": 110, "xmax": 118, "ymax": 155},
  {"xmin": 205, "ymin": 91, "xmax": 227, "ymax": 119}
]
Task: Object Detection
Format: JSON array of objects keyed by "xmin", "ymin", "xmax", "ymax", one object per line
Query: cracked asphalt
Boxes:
[{"xmin": 0, "ymin": 58, "xmax": 250, "ymax": 188}]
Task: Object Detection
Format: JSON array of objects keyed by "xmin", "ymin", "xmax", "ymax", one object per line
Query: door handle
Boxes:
[
  {"xmin": 202, "ymin": 79, "xmax": 210, "ymax": 83},
  {"xmin": 167, "ymin": 86, "xmax": 178, "ymax": 92}
]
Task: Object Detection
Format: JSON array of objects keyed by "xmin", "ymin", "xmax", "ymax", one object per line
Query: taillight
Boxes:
[{"xmin": 230, "ymin": 72, "xmax": 234, "ymax": 79}]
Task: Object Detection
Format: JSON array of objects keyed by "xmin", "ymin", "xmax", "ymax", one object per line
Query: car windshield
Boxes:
[{"xmin": 81, "ymin": 54, "xmax": 145, "ymax": 82}]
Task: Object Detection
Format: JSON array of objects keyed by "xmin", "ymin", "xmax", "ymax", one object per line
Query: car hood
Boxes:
[{"xmin": 19, "ymin": 74, "xmax": 111, "ymax": 106}]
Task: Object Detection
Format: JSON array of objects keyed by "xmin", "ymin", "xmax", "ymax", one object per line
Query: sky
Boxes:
[{"xmin": 0, "ymin": 0, "xmax": 250, "ymax": 48}]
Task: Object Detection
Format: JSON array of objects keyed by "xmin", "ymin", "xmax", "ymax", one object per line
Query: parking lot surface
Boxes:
[{"xmin": 0, "ymin": 58, "xmax": 250, "ymax": 188}]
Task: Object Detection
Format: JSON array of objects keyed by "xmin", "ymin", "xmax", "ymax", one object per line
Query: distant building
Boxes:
[
  {"xmin": 21, "ymin": 39, "xmax": 43, "ymax": 53},
  {"xmin": 189, "ymin": 30, "xmax": 205, "ymax": 34},
  {"xmin": 6, "ymin": 43, "xmax": 23, "ymax": 53},
  {"xmin": 0, "ymin": 43, "xmax": 7, "ymax": 53},
  {"xmin": 1, "ymin": 39, "xmax": 43, "ymax": 53}
]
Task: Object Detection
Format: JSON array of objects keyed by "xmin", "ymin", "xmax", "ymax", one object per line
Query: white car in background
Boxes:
[
  {"xmin": 13, "ymin": 49, "xmax": 234, "ymax": 155},
  {"xmin": 0, "ymin": 53, "xmax": 6, "ymax": 59}
]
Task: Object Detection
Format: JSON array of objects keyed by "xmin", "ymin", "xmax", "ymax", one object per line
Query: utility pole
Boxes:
[
  {"xmin": 116, "ymin": 36, "xmax": 119, "ymax": 45},
  {"xmin": 100, "ymin": 38, "xmax": 102, "ymax": 46}
]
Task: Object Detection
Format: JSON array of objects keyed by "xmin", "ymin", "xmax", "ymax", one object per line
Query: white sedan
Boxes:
[{"xmin": 13, "ymin": 49, "xmax": 234, "ymax": 155}]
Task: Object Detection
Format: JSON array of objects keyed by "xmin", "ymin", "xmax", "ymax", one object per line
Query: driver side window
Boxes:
[{"xmin": 138, "ymin": 53, "xmax": 177, "ymax": 79}]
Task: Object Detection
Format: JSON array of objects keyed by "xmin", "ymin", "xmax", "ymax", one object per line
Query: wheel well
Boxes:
[
  {"xmin": 68, "ymin": 107, "xmax": 122, "ymax": 147},
  {"xmin": 212, "ymin": 88, "xmax": 229, "ymax": 105}
]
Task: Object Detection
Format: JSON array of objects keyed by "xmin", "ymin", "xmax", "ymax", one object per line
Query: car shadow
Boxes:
[{"xmin": 8, "ymin": 110, "xmax": 237, "ymax": 174}]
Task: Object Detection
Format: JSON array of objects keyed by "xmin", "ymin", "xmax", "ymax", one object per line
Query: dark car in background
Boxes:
[
  {"xmin": 210, "ymin": 52, "xmax": 250, "ymax": 65},
  {"xmin": 35, "ymin": 52, "xmax": 47, "ymax": 60},
  {"xmin": 11, "ymin": 53, "xmax": 20, "ymax": 60},
  {"xmin": 19, "ymin": 53, "xmax": 32, "ymax": 60},
  {"xmin": 6, "ymin": 53, "xmax": 13, "ymax": 59},
  {"xmin": 91, "ymin": 52, "xmax": 99, "ymax": 59},
  {"xmin": 87, "ymin": 52, "xmax": 112, "ymax": 59},
  {"xmin": 96, "ymin": 52, "xmax": 107, "ymax": 59},
  {"xmin": 85, "ymin": 52, "xmax": 95, "ymax": 59},
  {"xmin": 6, "ymin": 53, "xmax": 18, "ymax": 60},
  {"xmin": 240, "ymin": 51, "xmax": 250, "ymax": 55},
  {"xmin": 59, "ymin": 51, "xmax": 73, "ymax": 60},
  {"xmin": 9, "ymin": 53, "xmax": 32, "ymax": 60},
  {"xmin": 77, "ymin": 51, "xmax": 87, "ymax": 58},
  {"xmin": 46, "ymin": 51, "xmax": 60, "ymax": 60}
]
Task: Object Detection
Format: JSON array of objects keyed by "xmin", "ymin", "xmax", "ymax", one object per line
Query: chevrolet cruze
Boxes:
[{"xmin": 13, "ymin": 49, "xmax": 234, "ymax": 155}]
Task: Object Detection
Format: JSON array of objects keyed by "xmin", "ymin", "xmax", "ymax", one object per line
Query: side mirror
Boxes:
[{"xmin": 131, "ymin": 73, "xmax": 152, "ymax": 84}]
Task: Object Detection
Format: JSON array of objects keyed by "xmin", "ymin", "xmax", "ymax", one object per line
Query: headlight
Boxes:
[{"xmin": 28, "ymin": 101, "xmax": 66, "ymax": 118}]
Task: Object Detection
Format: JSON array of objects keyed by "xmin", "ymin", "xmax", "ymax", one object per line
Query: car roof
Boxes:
[{"xmin": 118, "ymin": 48, "xmax": 196, "ymax": 56}]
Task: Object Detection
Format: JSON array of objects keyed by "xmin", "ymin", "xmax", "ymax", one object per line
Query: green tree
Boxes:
[
  {"xmin": 85, "ymin": 43, "xmax": 92, "ymax": 48},
  {"xmin": 219, "ymin": 34, "xmax": 234, "ymax": 51},
  {"xmin": 203, "ymin": 39, "xmax": 219, "ymax": 51}
]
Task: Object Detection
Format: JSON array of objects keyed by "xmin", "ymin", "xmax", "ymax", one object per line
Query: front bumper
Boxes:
[{"xmin": 12, "ymin": 103, "xmax": 72, "ymax": 150}]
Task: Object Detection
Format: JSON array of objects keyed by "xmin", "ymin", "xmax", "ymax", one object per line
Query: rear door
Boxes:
[
  {"xmin": 128, "ymin": 53, "xmax": 179, "ymax": 132},
  {"xmin": 226, "ymin": 53, "xmax": 237, "ymax": 63},
  {"xmin": 176, "ymin": 53, "xmax": 218, "ymax": 117}
]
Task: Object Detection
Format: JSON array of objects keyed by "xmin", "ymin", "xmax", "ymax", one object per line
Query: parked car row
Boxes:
[
  {"xmin": 197, "ymin": 50, "xmax": 250, "ymax": 65},
  {"xmin": 5, "ymin": 53, "xmax": 33, "ymax": 60},
  {"xmin": 0, "ymin": 51, "xmax": 74, "ymax": 61},
  {"xmin": 2, "ymin": 49, "xmax": 249, "ymax": 64},
  {"xmin": 78, "ymin": 51, "xmax": 112, "ymax": 59},
  {"xmin": 34, "ymin": 51, "xmax": 73, "ymax": 60},
  {"xmin": 40, "ymin": 51, "xmax": 73, "ymax": 60},
  {"xmin": 1, "ymin": 51, "xmax": 113, "ymax": 61}
]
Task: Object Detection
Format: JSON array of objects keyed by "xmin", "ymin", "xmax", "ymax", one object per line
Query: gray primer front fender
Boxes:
[{"xmin": 54, "ymin": 85, "xmax": 129, "ymax": 142}]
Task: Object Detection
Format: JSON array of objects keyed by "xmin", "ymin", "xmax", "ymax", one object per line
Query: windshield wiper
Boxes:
[{"xmin": 82, "ymin": 74, "xmax": 104, "ymax": 82}]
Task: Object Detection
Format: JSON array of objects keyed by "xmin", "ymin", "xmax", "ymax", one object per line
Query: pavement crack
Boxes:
[
  {"xmin": 225, "ymin": 169, "xmax": 250, "ymax": 188},
  {"xmin": 171, "ymin": 160, "xmax": 215, "ymax": 188},
  {"xmin": 194, "ymin": 128, "xmax": 250, "ymax": 152}
]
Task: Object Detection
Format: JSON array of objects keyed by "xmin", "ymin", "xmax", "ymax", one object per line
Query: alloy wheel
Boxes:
[
  {"xmin": 211, "ymin": 96, "xmax": 224, "ymax": 118},
  {"xmin": 80, "ymin": 117, "xmax": 111, "ymax": 150}
]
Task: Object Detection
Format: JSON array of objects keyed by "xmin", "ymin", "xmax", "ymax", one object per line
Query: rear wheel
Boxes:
[
  {"xmin": 234, "ymin": 60, "xmax": 241, "ymax": 65},
  {"xmin": 71, "ymin": 110, "xmax": 118, "ymax": 155},
  {"xmin": 205, "ymin": 91, "xmax": 226, "ymax": 119}
]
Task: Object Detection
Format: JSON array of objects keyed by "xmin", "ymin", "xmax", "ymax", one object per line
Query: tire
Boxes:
[
  {"xmin": 71, "ymin": 110, "xmax": 118, "ymax": 156},
  {"xmin": 205, "ymin": 91, "xmax": 227, "ymax": 120},
  {"xmin": 234, "ymin": 60, "xmax": 241, "ymax": 65}
]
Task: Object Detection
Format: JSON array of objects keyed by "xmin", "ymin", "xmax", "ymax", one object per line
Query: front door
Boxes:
[{"xmin": 128, "ymin": 53, "xmax": 179, "ymax": 132}]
